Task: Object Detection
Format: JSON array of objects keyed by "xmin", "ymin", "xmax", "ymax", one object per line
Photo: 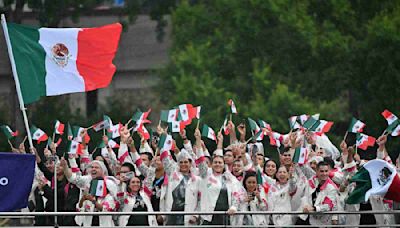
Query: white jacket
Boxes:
[
  {"xmin": 197, "ymin": 149, "xmax": 243, "ymax": 225},
  {"xmin": 240, "ymin": 187, "xmax": 269, "ymax": 226},
  {"xmin": 301, "ymin": 177, "xmax": 339, "ymax": 226},
  {"xmin": 118, "ymin": 190, "xmax": 158, "ymax": 226},
  {"xmin": 159, "ymin": 150, "xmax": 201, "ymax": 226}
]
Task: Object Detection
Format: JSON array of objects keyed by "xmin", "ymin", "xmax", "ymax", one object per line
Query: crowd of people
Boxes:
[{"xmin": 10, "ymin": 118, "xmax": 400, "ymax": 227}]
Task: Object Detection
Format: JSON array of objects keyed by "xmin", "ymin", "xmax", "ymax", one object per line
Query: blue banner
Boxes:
[{"xmin": 0, "ymin": 152, "xmax": 35, "ymax": 212}]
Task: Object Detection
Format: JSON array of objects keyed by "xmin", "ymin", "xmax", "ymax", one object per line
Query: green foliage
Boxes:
[{"xmin": 159, "ymin": 0, "xmax": 400, "ymax": 158}]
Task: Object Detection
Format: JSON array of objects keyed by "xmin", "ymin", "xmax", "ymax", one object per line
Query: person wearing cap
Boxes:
[
  {"xmin": 61, "ymin": 158, "xmax": 118, "ymax": 227},
  {"xmin": 156, "ymin": 134, "xmax": 201, "ymax": 226},
  {"xmin": 196, "ymin": 129, "xmax": 243, "ymax": 226}
]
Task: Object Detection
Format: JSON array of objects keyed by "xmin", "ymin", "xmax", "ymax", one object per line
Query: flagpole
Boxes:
[
  {"xmin": 1, "ymin": 14, "xmax": 34, "ymax": 150},
  {"xmin": 54, "ymin": 156, "xmax": 58, "ymax": 227}
]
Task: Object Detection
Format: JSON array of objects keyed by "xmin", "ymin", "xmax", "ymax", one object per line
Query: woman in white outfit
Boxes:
[
  {"xmin": 268, "ymin": 165, "xmax": 297, "ymax": 226},
  {"xmin": 240, "ymin": 171, "xmax": 269, "ymax": 226},
  {"xmin": 118, "ymin": 176, "xmax": 157, "ymax": 226},
  {"xmin": 195, "ymin": 129, "xmax": 243, "ymax": 226}
]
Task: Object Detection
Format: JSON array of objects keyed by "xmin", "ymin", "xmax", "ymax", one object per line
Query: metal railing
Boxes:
[{"xmin": 0, "ymin": 210, "xmax": 399, "ymax": 227}]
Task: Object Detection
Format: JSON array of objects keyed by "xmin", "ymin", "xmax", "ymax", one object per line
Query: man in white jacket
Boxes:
[{"xmin": 302, "ymin": 161, "xmax": 339, "ymax": 226}]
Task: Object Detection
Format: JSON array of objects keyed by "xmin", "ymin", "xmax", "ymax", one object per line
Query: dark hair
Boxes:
[
  {"xmin": 126, "ymin": 176, "xmax": 144, "ymax": 193},
  {"xmin": 274, "ymin": 165, "xmax": 289, "ymax": 180},
  {"xmin": 263, "ymin": 159, "xmax": 277, "ymax": 175},
  {"xmin": 317, "ymin": 161, "xmax": 330, "ymax": 169},
  {"xmin": 140, "ymin": 152, "xmax": 153, "ymax": 161},
  {"xmin": 323, "ymin": 157, "xmax": 335, "ymax": 169},
  {"xmin": 279, "ymin": 146, "xmax": 291, "ymax": 155},
  {"xmin": 121, "ymin": 162, "xmax": 136, "ymax": 173},
  {"xmin": 243, "ymin": 171, "xmax": 257, "ymax": 191}
]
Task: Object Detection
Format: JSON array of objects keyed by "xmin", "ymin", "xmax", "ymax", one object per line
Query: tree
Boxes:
[{"xmin": 159, "ymin": 0, "xmax": 400, "ymax": 158}]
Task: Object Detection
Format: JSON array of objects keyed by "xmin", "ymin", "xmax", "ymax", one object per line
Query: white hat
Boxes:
[{"xmin": 177, "ymin": 149, "xmax": 193, "ymax": 163}]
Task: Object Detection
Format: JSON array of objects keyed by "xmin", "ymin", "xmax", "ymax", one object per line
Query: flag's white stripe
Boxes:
[
  {"xmin": 364, "ymin": 159, "xmax": 397, "ymax": 201},
  {"xmin": 39, "ymin": 28, "xmax": 85, "ymax": 95}
]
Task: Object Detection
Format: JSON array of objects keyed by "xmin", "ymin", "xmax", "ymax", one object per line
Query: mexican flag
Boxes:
[
  {"xmin": 89, "ymin": 179, "xmax": 107, "ymax": 197},
  {"xmin": 228, "ymin": 99, "xmax": 237, "ymax": 114},
  {"xmin": 0, "ymin": 125, "xmax": 18, "ymax": 139},
  {"xmin": 381, "ymin": 109, "xmax": 398, "ymax": 125},
  {"xmin": 54, "ymin": 120, "xmax": 65, "ymax": 135},
  {"xmin": 292, "ymin": 147, "xmax": 308, "ymax": 164},
  {"xmin": 288, "ymin": 116, "xmax": 301, "ymax": 129},
  {"xmin": 67, "ymin": 140, "xmax": 82, "ymax": 155},
  {"xmin": 132, "ymin": 109, "xmax": 151, "ymax": 131},
  {"xmin": 194, "ymin": 106, "xmax": 201, "ymax": 119},
  {"xmin": 356, "ymin": 133, "xmax": 375, "ymax": 150},
  {"xmin": 297, "ymin": 114, "xmax": 309, "ymax": 125},
  {"xmin": 103, "ymin": 115, "xmax": 113, "ymax": 127},
  {"xmin": 91, "ymin": 119, "xmax": 110, "ymax": 132},
  {"xmin": 108, "ymin": 123, "xmax": 122, "ymax": 139},
  {"xmin": 30, "ymin": 125, "xmax": 48, "ymax": 144},
  {"xmin": 348, "ymin": 117, "xmax": 366, "ymax": 133},
  {"xmin": 168, "ymin": 121, "xmax": 185, "ymax": 133},
  {"xmin": 248, "ymin": 117, "xmax": 261, "ymax": 133},
  {"xmin": 178, "ymin": 104, "xmax": 191, "ymax": 122},
  {"xmin": 258, "ymin": 120, "xmax": 272, "ymax": 132},
  {"xmin": 346, "ymin": 159, "xmax": 400, "ymax": 204},
  {"xmin": 6, "ymin": 22, "xmax": 122, "ymax": 104},
  {"xmin": 303, "ymin": 116, "xmax": 318, "ymax": 130},
  {"xmin": 312, "ymin": 120, "xmax": 334, "ymax": 134},
  {"xmin": 202, "ymin": 124, "xmax": 216, "ymax": 141},
  {"xmin": 67, "ymin": 124, "xmax": 90, "ymax": 143},
  {"xmin": 158, "ymin": 134, "xmax": 174, "ymax": 152},
  {"xmin": 160, "ymin": 109, "xmax": 178, "ymax": 122}
]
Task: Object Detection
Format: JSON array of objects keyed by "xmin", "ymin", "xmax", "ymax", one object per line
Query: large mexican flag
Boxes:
[
  {"xmin": 346, "ymin": 159, "xmax": 400, "ymax": 204},
  {"xmin": 6, "ymin": 22, "xmax": 122, "ymax": 104}
]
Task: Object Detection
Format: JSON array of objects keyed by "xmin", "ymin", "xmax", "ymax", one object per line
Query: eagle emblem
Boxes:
[{"xmin": 51, "ymin": 43, "xmax": 70, "ymax": 67}]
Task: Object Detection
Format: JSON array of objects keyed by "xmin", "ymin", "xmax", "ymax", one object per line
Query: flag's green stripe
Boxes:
[
  {"xmin": 292, "ymin": 148, "xmax": 300, "ymax": 162},
  {"xmin": 7, "ymin": 23, "xmax": 46, "ymax": 104},
  {"xmin": 346, "ymin": 167, "xmax": 372, "ymax": 204}
]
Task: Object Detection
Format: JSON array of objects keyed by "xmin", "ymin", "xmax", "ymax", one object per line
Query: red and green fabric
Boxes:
[
  {"xmin": 381, "ymin": 109, "xmax": 398, "ymax": 125},
  {"xmin": 132, "ymin": 109, "xmax": 151, "ymax": 131},
  {"xmin": 108, "ymin": 123, "xmax": 122, "ymax": 139},
  {"xmin": 168, "ymin": 121, "xmax": 185, "ymax": 133},
  {"xmin": 6, "ymin": 22, "xmax": 122, "ymax": 104},
  {"xmin": 202, "ymin": 124, "xmax": 216, "ymax": 141},
  {"xmin": 30, "ymin": 125, "xmax": 48, "ymax": 144},
  {"xmin": 158, "ymin": 134, "xmax": 174, "ymax": 152},
  {"xmin": 348, "ymin": 117, "xmax": 366, "ymax": 133},
  {"xmin": 248, "ymin": 117, "xmax": 261, "ymax": 133},
  {"xmin": 103, "ymin": 115, "xmax": 113, "ymax": 128},
  {"xmin": 269, "ymin": 132, "xmax": 283, "ymax": 147},
  {"xmin": 54, "ymin": 120, "xmax": 65, "ymax": 135},
  {"xmin": 356, "ymin": 133, "xmax": 375, "ymax": 150},
  {"xmin": 0, "ymin": 125, "xmax": 18, "ymax": 139},
  {"xmin": 258, "ymin": 120, "xmax": 272, "ymax": 131},
  {"xmin": 312, "ymin": 120, "xmax": 334, "ymax": 134},
  {"xmin": 346, "ymin": 159, "xmax": 400, "ymax": 204},
  {"xmin": 68, "ymin": 140, "xmax": 83, "ymax": 155},
  {"xmin": 89, "ymin": 179, "xmax": 107, "ymax": 197},
  {"xmin": 292, "ymin": 147, "xmax": 308, "ymax": 164},
  {"xmin": 67, "ymin": 123, "xmax": 90, "ymax": 143}
]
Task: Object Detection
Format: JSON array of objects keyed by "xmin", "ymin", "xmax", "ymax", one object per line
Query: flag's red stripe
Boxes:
[
  {"xmin": 77, "ymin": 23, "xmax": 122, "ymax": 91},
  {"xmin": 385, "ymin": 173, "xmax": 400, "ymax": 202}
]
